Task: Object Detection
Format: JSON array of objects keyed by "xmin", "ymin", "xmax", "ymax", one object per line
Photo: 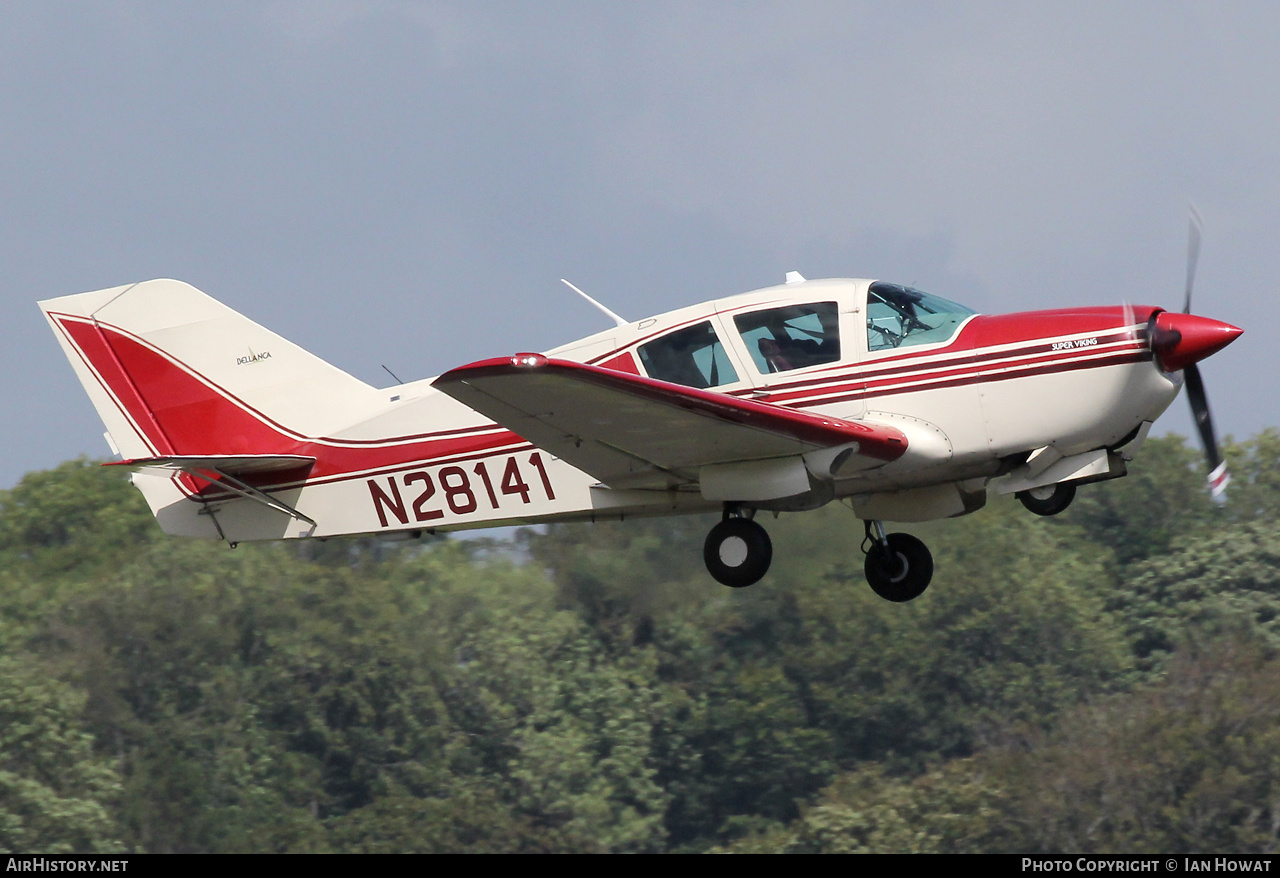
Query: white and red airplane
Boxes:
[{"xmin": 39, "ymin": 226, "xmax": 1241, "ymax": 601}]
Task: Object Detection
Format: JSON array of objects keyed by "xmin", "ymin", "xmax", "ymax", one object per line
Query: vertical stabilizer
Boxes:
[{"xmin": 39, "ymin": 279, "xmax": 380, "ymax": 461}]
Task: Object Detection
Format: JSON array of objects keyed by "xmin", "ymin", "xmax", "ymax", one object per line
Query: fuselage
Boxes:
[
  {"xmin": 169, "ymin": 279, "xmax": 1181, "ymax": 541},
  {"xmin": 43, "ymin": 277, "xmax": 1189, "ymax": 543}
]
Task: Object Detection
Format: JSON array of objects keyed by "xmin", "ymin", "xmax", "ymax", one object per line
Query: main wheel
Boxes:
[
  {"xmin": 864, "ymin": 533, "xmax": 933, "ymax": 602},
  {"xmin": 704, "ymin": 518, "xmax": 773, "ymax": 588},
  {"xmin": 1017, "ymin": 481, "xmax": 1076, "ymax": 516}
]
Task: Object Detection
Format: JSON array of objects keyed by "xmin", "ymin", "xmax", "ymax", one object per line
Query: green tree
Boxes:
[
  {"xmin": 521, "ymin": 514, "xmax": 718, "ymax": 639},
  {"xmin": 9, "ymin": 430, "xmax": 1280, "ymax": 854},
  {"xmin": 0, "ymin": 461, "xmax": 157, "ymax": 634},
  {"xmin": 324, "ymin": 788, "xmax": 533, "ymax": 853},
  {"xmin": 1221, "ymin": 429, "xmax": 1280, "ymax": 524},
  {"xmin": 0, "ymin": 655, "xmax": 125, "ymax": 853},
  {"xmin": 712, "ymin": 760, "xmax": 1010, "ymax": 854},
  {"xmin": 1103, "ymin": 519, "xmax": 1280, "ymax": 670},
  {"xmin": 411, "ymin": 544, "xmax": 673, "ymax": 853},
  {"xmin": 58, "ymin": 540, "xmax": 335, "ymax": 852},
  {"xmin": 990, "ymin": 639, "xmax": 1280, "ymax": 853},
  {"xmin": 765, "ymin": 498, "xmax": 1134, "ymax": 768}
]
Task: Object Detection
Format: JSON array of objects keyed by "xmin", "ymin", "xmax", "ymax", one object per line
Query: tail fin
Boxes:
[
  {"xmin": 40, "ymin": 279, "xmax": 380, "ymax": 462},
  {"xmin": 42, "ymin": 279, "xmax": 521, "ymax": 544},
  {"xmin": 40, "ymin": 280, "xmax": 392, "ymax": 540}
]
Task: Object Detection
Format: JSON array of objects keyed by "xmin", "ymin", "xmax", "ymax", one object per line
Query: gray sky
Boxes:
[{"xmin": 6, "ymin": 1, "xmax": 1277, "ymax": 487}]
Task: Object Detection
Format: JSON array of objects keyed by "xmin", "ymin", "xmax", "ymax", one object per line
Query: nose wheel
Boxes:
[
  {"xmin": 1016, "ymin": 481, "xmax": 1076, "ymax": 516},
  {"xmin": 863, "ymin": 521, "xmax": 933, "ymax": 602},
  {"xmin": 704, "ymin": 507, "xmax": 773, "ymax": 588}
]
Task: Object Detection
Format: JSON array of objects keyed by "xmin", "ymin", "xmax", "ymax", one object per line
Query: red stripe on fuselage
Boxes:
[
  {"xmin": 761, "ymin": 339, "xmax": 1151, "ymax": 407},
  {"xmin": 739, "ymin": 308, "xmax": 1155, "ymax": 407},
  {"xmin": 756, "ymin": 322, "xmax": 1146, "ymax": 397},
  {"xmin": 788, "ymin": 350, "xmax": 1153, "ymax": 410}
]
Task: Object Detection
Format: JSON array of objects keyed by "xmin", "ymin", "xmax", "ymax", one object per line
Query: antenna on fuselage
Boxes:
[{"xmin": 561, "ymin": 279, "xmax": 628, "ymax": 327}]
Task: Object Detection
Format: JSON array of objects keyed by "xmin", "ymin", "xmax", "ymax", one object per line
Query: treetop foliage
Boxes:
[{"xmin": 1, "ymin": 433, "xmax": 1278, "ymax": 852}]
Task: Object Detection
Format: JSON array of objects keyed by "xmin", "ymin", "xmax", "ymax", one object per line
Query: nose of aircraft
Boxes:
[{"xmin": 1150, "ymin": 311, "xmax": 1243, "ymax": 372}]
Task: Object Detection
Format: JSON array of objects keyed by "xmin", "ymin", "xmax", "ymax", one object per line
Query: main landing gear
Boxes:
[
  {"xmin": 701, "ymin": 505, "xmax": 935, "ymax": 602},
  {"xmin": 704, "ymin": 505, "xmax": 773, "ymax": 588},
  {"xmin": 862, "ymin": 520, "xmax": 934, "ymax": 602}
]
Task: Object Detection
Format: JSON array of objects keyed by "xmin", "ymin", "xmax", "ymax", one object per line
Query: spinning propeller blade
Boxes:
[
  {"xmin": 1183, "ymin": 362, "xmax": 1230, "ymax": 500},
  {"xmin": 1184, "ymin": 203, "xmax": 1203, "ymax": 314},
  {"xmin": 1161, "ymin": 204, "xmax": 1234, "ymax": 501}
]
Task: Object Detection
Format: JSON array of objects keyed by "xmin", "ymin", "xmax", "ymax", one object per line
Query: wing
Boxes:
[{"xmin": 433, "ymin": 355, "xmax": 906, "ymax": 490}]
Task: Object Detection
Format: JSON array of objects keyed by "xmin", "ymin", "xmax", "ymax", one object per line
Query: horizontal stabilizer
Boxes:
[
  {"xmin": 107, "ymin": 454, "xmax": 318, "ymax": 528},
  {"xmin": 106, "ymin": 454, "xmax": 316, "ymax": 476}
]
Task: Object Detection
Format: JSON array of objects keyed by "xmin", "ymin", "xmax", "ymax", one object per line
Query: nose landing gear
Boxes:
[{"xmin": 1016, "ymin": 481, "xmax": 1076, "ymax": 516}]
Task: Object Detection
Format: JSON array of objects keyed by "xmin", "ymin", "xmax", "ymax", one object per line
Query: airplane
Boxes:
[{"xmin": 39, "ymin": 221, "xmax": 1241, "ymax": 602}]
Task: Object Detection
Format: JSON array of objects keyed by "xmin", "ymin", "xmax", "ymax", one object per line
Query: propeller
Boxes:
[{"xmin": 1152, "ymin": 204, "xmax": 1236, "ymax": 501}]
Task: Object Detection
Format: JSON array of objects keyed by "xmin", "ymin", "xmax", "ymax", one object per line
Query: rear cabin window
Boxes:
[
  {"xmin": 734, "ymin": 302, "xmax": 841, "ymax": 374},
  {"xmin": 866, "ymin": 282, "xmax": 975, "ymax": 352},
  {"xmin": 637, "ymin": 321, "xmax": 739, "ymax": 389}
]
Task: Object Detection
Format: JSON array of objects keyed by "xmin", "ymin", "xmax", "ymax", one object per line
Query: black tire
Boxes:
[
  {"xmin": 1016, "ymin": 481, "xmax": 1076, "ymax": 516},
  {"xmin": 704, "ymin": 518, "xmax": 773, "ymax": 588},
  {"xmin": 864, "ymin": 533, "xmax": 933, "ymax": 602}
]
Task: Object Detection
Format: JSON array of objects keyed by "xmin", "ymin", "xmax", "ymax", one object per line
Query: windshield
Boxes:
[{"xmin": 866, "ymin": 282, "xmax": 976, "ymax": 352}]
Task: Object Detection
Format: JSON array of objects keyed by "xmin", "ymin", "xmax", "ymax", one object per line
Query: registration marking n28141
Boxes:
[{"xmin": 367, "ymin": 452, "xmax": 556, "ymax": 528}]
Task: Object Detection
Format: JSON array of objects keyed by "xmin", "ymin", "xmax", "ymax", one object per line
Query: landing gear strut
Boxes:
[
  {"xmin": 704, "ymin": 505, "xmax": 773, "ymax": 588},
  {"xmin": 1016, "ymin": 481, "xmax": 1076, "ymax": 516},
  {"xmin": 863, "ymin": 520, "xmax": 933, "ymax": 602}
]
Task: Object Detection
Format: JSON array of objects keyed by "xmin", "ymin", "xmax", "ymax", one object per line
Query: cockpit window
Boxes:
[
  {"xmin": 734, "ymin": 302, "xmax": 841, "ymax": 374},
  {"xmin": 638, "ymin": 321, "xmax": 739, "ymax": 389},
  {"xmin": 866, "ymin": 282, "xmax": 976, "ymax": 352}
]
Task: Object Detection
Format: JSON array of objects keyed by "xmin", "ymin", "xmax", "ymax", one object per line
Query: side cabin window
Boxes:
[
  {"xmin": 638, "ymin": 321, "xmax": 739, "ymax": 389},
  {"xmin": 866, "ymin": 282, "xmax": 976, "ymax": 352},
  {"xmin": 734, "ymin": 302, "xmax": 841, "ymax": 374}
]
